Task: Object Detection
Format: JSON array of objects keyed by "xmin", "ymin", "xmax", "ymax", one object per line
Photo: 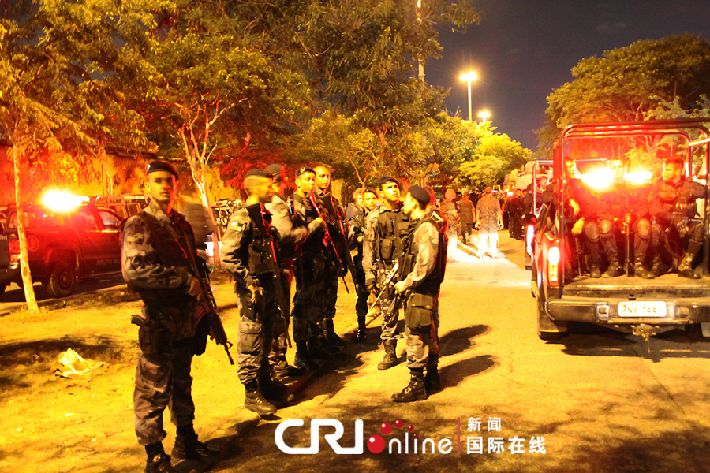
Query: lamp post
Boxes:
[
  {"xmin": 477, "ymin": 109, "xmax": 491, "ymax": 122},
  {"xmin": 459, "ymin": 70, "xmax": 478, "ymax": 122}
]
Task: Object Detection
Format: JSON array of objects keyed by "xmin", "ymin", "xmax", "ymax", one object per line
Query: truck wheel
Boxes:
[
  {"xmin": 536, "ymin": 291, "xmax": 567, "ymax": 341},
  {"xmin": 0, "ymin": 283, "xmax": 6, "ymax": 297},
  {"xmin": 45, "ymin": 262, "xmax": 77, "ymax": 298}
]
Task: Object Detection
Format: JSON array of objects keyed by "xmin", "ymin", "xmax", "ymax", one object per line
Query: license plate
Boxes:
[{"xmin": 618, "ymin": 301, "xmax": 668, "ymax": 318}]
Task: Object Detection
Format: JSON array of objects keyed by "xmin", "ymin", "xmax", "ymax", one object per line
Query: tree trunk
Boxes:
[{"xmin": 11, "ymin": 144, "xmax": 39, "ymax": 313}]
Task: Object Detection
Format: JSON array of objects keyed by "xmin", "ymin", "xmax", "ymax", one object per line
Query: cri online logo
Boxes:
[{"xmin": 275, "ymin": 418, "xmax": 454, "ymax": 455}]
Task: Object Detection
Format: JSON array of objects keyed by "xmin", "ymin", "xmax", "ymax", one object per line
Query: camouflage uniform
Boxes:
[
  {"xmin": 220, "ymin": 203, "xmax": 282, "ymax": 386},
  {"xmin": 398, "ymin": 210, "xmax": 448, "ymax": 371},
  {"xmin": 652, "ymin": 178, "xmax": 706, "ymax": 276},
  {"xmin": 362, "ymin": 204, "xmax": 410, "ymax": 344},
  {"xmin": 265, "ymin": 194, "xmax": 307, "ymax": 368},
  {"xmin": 346, "ymin": 203, "xmax": 369, "ymax": 328},
  {"xmin": 316, "ymin": 192, "xmax": 349, "ymax": 340},
  {"xmin": 291, "ymin": 194, "xmax": 327, "ymax": 347},
  {"xmin": 121, "ymin": 201, "xmax": 200, "ymax": 446}
]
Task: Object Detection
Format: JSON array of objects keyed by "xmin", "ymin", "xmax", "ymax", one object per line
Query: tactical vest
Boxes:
[
  {"xmin": 137, "ymin": 211, "xmax": 195, "ymax": 308},
  {"xmin": 245, "ymin": 204, "xmax": 280, "ymax": 277},
  {"xmin": 400, "ymin": 212, "xmax": 448, "ymax": 296},
  {"xmin": 293, "ymin": 194, "xmax": 324, "ymax": 255},
  {"xmin": 374, "ymin": 208, "xmax": 410, "ymax": 265}
]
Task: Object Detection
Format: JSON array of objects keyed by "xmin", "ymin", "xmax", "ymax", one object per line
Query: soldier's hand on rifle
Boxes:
[
  {"xmin": 394, "ymin": 281, "xmax": 407, "ymax": 294},
  {"xmin": 248, "ymin": 283, "xmax": 261, "ymax": 303},
  {"xmin": 186, "ymin": 276, "xmax": 201, "ymax": 298},
  {"xmin": 572, "ymin": 218, "xmax": 585, "ymax": 235},
  {"xmin": 307, "ymin": 217, "xmax": 325, "ymax": 233}
]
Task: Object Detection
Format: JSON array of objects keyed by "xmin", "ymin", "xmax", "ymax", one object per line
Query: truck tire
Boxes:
[
  {"xmin": 536, "ymin": 290, "xmax": 567, "ymax": 341},
  {"xmin": 45, "ymin": 261, "xmax": 77, "ymax": 298},
  {"xmin": 0, "ymin": 283, "xmax": 6, "ymax": 297}
]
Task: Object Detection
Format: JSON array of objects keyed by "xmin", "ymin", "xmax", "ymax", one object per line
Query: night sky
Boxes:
[{"xmin": 428, "ymin": 0, "xmax": 710, "ymax": 150}]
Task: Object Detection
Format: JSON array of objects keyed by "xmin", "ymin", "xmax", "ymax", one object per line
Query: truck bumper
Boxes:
[{"xmin": 546, "ymin": 296, "xmax": 710, "ymax": 326}]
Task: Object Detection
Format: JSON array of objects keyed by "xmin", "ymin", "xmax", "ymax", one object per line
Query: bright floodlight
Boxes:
[
  {"xmin": 477, "ymin": 109, "xmax": 492, "ymax": 121},
  {"xmin": 41, "ymin": 190, "xmax": 84, "ymax": 213},
  {"xmin": 459, "ymin": 70, "xmax": 478, "ymax": 82}
]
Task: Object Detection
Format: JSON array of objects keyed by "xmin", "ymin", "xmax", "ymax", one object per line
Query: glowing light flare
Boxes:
[
  {"xmin": 623, "ymin": 170, "xmax": 653, "ymax": 186},
  {"xmin": 547, "ymin": 245, "xmax": 560, "ymax": 265},
  {"xmin": 459, "ymin": 70, "xmax": 479, "ymax": 82},
  {"xmin": 579, "ymin": 168, "xmax": 616, "ymax": 192},
  {"xmin": 41, "ymin": 190, "xmax": 86, "ymax": 213}
]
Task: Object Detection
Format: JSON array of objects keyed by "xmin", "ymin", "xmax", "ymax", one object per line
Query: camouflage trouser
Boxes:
[
  {"xmin": 236, "ymin": 277, "xmax": 279, "ymax": 384},
  {"xmin": 353, "ymin": 254, "xmax": 368, "ymax": 324},
  {"xmin": 404, "ymin": 292, "xmax": 440, "ymax": 370},
  {"xmin": 269, "ymin": 268, "xmax": 293, "ymax": 366},
  {"xmin": 321, "ymin": 258, "xmax": 339, "ymax": 321},
  {"xmin": 134, "ymin": 336, "xmax": 195, "ymax": 445},
  {"xmin": 376, "ymin": 265, "xmax": 400, "ymax": 343},
  {"xmin": 292, "ymin": 253, "xmax": 325, "ymax": 342}
]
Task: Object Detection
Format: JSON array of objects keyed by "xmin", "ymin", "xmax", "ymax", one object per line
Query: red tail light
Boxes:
[{"xmin": 547, "ymin": 245, "xmax": 560, "ymax": 287}]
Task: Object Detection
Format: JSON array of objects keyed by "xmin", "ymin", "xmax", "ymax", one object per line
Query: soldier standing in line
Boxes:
[
  {"xmin": 392, "ymin": 185, "xmax": 447, "ymax": 402},
  {"xmin": 122, "ymin": 161, "xmax": 217, "ymax": 473},
  {"xmin": 263, "ymin": 164, "xmax": 309, "ymax": 378},
  {"xmin": 347, "ymin": 188, "xmax": 379, "ymax": 342},
  {"xmin": 313, "ymin": 164, "xmax": 350, "ymax": 347},
  {"xmin": 290, "ymin": 167, "xmax": 327, "ymax": 369},
  {"xmin": 363, "ymin": 177, "xmax": 410, "ymax": 370},
  {"xmin": 475, "ymin": 186, "xmax": 504, "ymax": 257},
  {"xmin": 220, "ymin": 168, "xmax": 286, "ymax": 416}
]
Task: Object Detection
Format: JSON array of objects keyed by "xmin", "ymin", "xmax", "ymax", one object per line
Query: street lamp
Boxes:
[
  {"xmin": 459, "ymin": 70, "xmax": 479, "ymax": 122},
  {"xmin": 477, "ymin": 109, "xmax": 491, "ymax": 122}
]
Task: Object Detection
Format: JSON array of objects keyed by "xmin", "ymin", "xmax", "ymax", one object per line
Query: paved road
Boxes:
[{"xmin": 211, "ymin": 233, "xmax": 710, "ymax": 473}]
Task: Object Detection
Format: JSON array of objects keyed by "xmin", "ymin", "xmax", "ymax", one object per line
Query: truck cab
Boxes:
[{"xmin": 532, "ymin": 120, "xmax": 710, "ymax": 341}]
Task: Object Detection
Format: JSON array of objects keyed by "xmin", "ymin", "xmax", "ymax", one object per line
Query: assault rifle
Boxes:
[
  {"xmin": 365, "ymin": 258, "xmax": 412, "ymax": 325},
  {"xmin": 309, "ymin": 193, "xmax": 356, "ymax": 293},
  {"xmin": 195, "ymin": 257, "xmax": 235, "ymax": 365}
]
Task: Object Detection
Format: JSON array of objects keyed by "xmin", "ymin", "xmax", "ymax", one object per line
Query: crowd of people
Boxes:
[{"xmin": 120, "ymin": 161, "xmax": 449, "ymax": 472}]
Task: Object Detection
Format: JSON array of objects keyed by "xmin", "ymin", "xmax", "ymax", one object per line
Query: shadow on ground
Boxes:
[{"xmin": 553, "ymin": 323, "xmax": 710, "ymax": 361}]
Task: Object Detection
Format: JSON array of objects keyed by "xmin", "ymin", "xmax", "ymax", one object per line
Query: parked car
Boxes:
[{"xmin": 0, "ymin": 203, "xmax": 123, "ymax": 298}]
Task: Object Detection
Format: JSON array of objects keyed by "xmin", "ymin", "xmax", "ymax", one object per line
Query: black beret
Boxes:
[
  {"xmin": 408, "ymin": 185, "xmax": 432, "ymax": 206},
  {"xmin": 295, "ymin": 166, "xmax": 316, "ymax": 177},
  {"xmin": 378, "ymin": 176, "xmax": 400, "ymax": 187},
  {"xmin": 245, "ymin": 168, "xmax": 272, "ymax": 179},
  {"xmin": 147, "ymin": 160, "xmax": 178, "ymax": 179}
]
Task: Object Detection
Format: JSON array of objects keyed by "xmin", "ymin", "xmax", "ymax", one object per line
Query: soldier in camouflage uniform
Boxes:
[
  {"xmin": 392, "ymin": 185, "xmax": 447, "ymax": 402},
  {"xmin": 347, "ymin": 188, "xmax": 379, "ymax": 342},
  {"xmin": 475, "ymin": 186, "xmax": 503, "ymax": 257},
  {"xmin": 363, "ymin": 177, "xmax": 410, "ymax": 370},
  {"xmin": 220, "ymin": 168, "xmax": 286, "ymax": 415},
  {"xmin": 122, "ymin": 161, "xmax": 217, "ymax": 473},
  {"xmin": 313, "ymin": 164, "xmax": 350, "ymax": 347},
  {"xmin": 264, "ymin": 164, "xmax": 308, "ymax": 378},
  {"xmin": 290, "ymin": 167, "xmax": 327, "ymax": 369}
]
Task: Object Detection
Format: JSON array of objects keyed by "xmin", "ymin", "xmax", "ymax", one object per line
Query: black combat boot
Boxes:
[
  {"xmin": 145, "ymin": 443, "xmax": 172, "ymax": 473},
  {"xmin": 259, "ymin": 375, "xmax": 289, "ymax": 407},
  {"xmin": 377, "ymin": 340, "xmax": 399, "ymax": 370},
  {"xmin": 274, "ymin": 360, "xmax": 305, "ymax": 380},
  {"xmin": 244, "ymin": 380, "xmax": 277, "ymax": 416},
  {"xmin": 603, "ymin": 260, "xmax": 622, "ymax": 278},
  {"xmin": 172, "ymin": 426, "xmax": 219, "ymax": 462},
  {"xmin": 308, "ymin": 336, "xmax": 334, "ymax": 359},
  {"xmin": 678, "ymin": 253, "xmax": 700, "ymax": 278},
  {"xmin": 649, "ymin": 256, "xmax": 664, "ymax": 278},
  {"xmin": 424, "ymin": 365, "xmax": 443, "ymax": 394},
  {"xmin": 633, "ymin": 258, "xmax": 652, "ymax": 279},
  {"xmin": 294, "ymin": 341, "xmax": 317, "ymax": 371},
  {"xmin": 324, "ymin": 318, "xmax": 344, "ymax": 346},
  {"xmin": 392, "ymin": 368, "xmax": 428, "ymax": 402}
]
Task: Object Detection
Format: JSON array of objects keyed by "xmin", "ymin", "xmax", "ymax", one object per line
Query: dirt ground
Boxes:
[{"xmin": 0, "ymin": 274, "xmax": 361, "ymax": 473}]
